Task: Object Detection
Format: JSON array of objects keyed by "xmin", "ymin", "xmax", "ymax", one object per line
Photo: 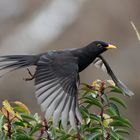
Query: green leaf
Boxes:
[
  {"xmin": 34, "ymin": 113, "xmax": 40, "ymax": 122},
  {"xmin": 79, "ymin": 124, "xmax": 89, "ymax": 132},
  {"xmin": 14, "ymin": 101, "xmax": 30, "ymax": 114},
  {"xmin": 0, "ymin": 132, "xmax": 6, "ymax": 140},
  {"xmin": 90, "ymin": 114, "xmax": 101, "ymax": 122},
  {"xmin": 81, "ymin": 84, "xmax": 97, "ymax": 96},
  {"xmin": 59, "ymin": 134, "xmax": 71, "ymax": 140},
  {"xmin": 84, "ymin": 97, "xmax": 102, "ymax": 108},
  {"xmin": 85, "ymin": 126, "xmax": 102, "ymax": 133},
  {"xmin": 101, "ymin": 93, "xmax": 109, "ymax": 104},
  {"xmin": 109, "ymin": 102, "xmax": 120, "ymax": 116},
  {"xmin": 21, "ymin": 114, "xmax": 36, "ymax": 121},
  {"xmin": 15, "ymin": 135, "xmax": 33, "ymax": 140},
  {"xmin": 86, "ymin": 117, "xmax": 91, "ymax": 124},
  {"xmin": 13, "ymin": 121, "xmax": 26, "ymax": 127},
  {"xmin": 109, "ymin": 120, "xmax": 131, "ymax": 128},
  {"xmin": 115, "ymin": 133, "xmax": 128, "ymax": 140},
  {"xmin": 88, "ymin": 131, "xmax": 102, "ymax": 140},
  {"xmin": 110, "ymin": 130, "xmax": 128, "ymax": 140},
  {"xmin": 0, "ymin": 115, "xmax": 4, "ymax": 132},
  {"xmin": 112, "ymin": 117, "xmax": 132, "ymax": 128},
  {"xmin": 37, "ymin": 138, "xmax": 46, "ymax": 140},
  {"xmin": 13, "ymin": 129, "xmax": 27, "ymax": 135},
  {"xmin": 109, "ymin": 97, "xmax": 127, "ymax": 109},
  {"xmin": 29, "ymin": 123, "xmax": 43, "ymax": 136},
  {"xmin": 80, "ymin": 105, "xmax": 90, "ymax": 118},
  {"xmin": 114, "ymin": 128, "xmax": 130, "ymax": 135},
  {"xmin": 0, "ymin": 134, "xmax": 9, "ymax": 140},
  {"xmin": 110, "ymin": 86, "xmax": 123, "ymax": 95},
  {"xmin": 110, "ymin": 131, "xmax": 120, "ymax": 140}
]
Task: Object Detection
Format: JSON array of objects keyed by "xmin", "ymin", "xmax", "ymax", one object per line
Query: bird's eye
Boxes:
[{"xmin": 97, "ymin": 44, "xmax": 102, "ymax": 48}]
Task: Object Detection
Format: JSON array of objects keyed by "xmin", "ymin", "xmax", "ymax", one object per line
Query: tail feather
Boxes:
[
  {"xmin": 0, "ymin": 55, "xmax": 38, "ymax": 62},
  {"xmin": 0, "ymin": 55, "xmax": 38, "ymax": 76},
  {"xmin": 0, "ymin": 62, "xmax": 28, "ymax": 70}
]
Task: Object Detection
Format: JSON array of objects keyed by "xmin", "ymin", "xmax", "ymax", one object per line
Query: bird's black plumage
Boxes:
[
  {"xmin": 71, "ymin": 41, "xmax": 109, "ymax": 72},
  {"xmin": 0, "ymin": 41, "xmax": 134, "ymax": 130}
]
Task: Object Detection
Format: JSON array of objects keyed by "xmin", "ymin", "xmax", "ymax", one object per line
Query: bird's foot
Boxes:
[{"xmin": 23, "ymin": 68, "xmax": 35, "ymax": 81}]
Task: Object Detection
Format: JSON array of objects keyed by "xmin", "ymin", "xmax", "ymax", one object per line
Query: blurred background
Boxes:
[{"xmin": 0, "ymin": 0, "xmax": 139, "ymax": 139}]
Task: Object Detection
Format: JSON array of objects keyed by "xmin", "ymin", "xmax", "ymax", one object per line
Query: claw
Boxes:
[{"xmin": 23, "ymin": 68, "xmax": 35, "ymax": 81}]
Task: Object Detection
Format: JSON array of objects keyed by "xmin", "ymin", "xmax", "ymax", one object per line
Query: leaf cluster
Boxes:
[{"xmin": 0, "ymin": 80, "xmax": 132, "ymax": 140}]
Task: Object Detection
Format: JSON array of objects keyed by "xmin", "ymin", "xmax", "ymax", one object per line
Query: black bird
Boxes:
[{"xmin": 0, "ymin": 41, "xmax": 134, "ymax": 129}]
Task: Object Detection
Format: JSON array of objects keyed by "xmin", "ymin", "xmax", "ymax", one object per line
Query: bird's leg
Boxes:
[{"xmin": 23, "ymin": 68, "xmax": 36, "ymax": 81}]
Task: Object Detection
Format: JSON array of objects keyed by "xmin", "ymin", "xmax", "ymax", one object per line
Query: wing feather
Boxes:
[
  {"xmin": 35, "ymin": 53, "xmax": 82, "ymax": 129},
  {"xmin": 93, "ymin": 55, "xmax": 134, "ymax": 96},
  {"xmin": 69, "ymin": 96, "xmax": 77, "ymax": 129},
  {"xmin": 61, "ymin": 94, "xmax": 72, "ymax": 130},
  {"xmin": 53, "ymin": 93, "xmax": 68, "ymax": 127},
  {"xmin": 45, "ymin": 89, "xmax": 64, "ymax": 119},
  {"xmin": 75, "ymin": 102, "xmax": 82, "ymax": 123}
]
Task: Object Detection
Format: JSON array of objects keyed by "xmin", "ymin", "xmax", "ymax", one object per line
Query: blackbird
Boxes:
[{"xmin": 0, "ymin": 41, "xmax": 134, "ymax": 129}]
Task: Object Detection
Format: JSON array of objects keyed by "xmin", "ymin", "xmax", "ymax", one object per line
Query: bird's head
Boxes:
[
  {"xmin": 85, "ymin": 41, "xmax": 117, "ymax": 57},
  {"xmin": 93, "ymin": 41, "xmax": 117, "ymax": 54}
]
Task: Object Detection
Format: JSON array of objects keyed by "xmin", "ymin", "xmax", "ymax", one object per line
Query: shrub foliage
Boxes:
[{"xmin": 0, "ymin": 80, "xmax": 132, "ymax": 140}]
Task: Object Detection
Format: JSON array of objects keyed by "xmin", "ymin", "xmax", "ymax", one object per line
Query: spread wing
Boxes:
[
  {"xmin": 93, "ymin": 55, "xmax": 134, "ymax": 96},
  {"xmin": 35, "ymin": 54, "xmax": 82, "ymax": 130}
]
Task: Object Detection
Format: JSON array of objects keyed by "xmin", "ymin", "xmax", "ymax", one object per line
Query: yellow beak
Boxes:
[{"xmin": 106, "ymin": 44, "xmax": 117, "ymax": 49}]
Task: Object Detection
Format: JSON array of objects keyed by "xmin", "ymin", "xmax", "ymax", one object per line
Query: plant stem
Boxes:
[
  {"xmin": 6, "ymin": 111, "xmax": 12, "ymax": 138},
  {"xmin": 106, "ymin": 133, "xmax": 110, "ymax": 140},
  {"xmin": 77, "ymin": 133, "xmax": 81, "ymax": 140},
  {"xmin": 100, "ymin": 81, "xmax": 105, "ymax": 121},
  {"xmin": 42, "ymin": 118, "xmax": 52, "ymax": 140}
]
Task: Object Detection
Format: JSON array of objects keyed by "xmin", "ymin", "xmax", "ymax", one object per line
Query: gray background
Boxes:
[{"xmin": 0, "ymin": 0, "xmax": 139, "ymax": 139}]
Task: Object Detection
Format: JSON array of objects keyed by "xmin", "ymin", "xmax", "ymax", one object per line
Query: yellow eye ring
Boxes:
[{"xmin": 97, "ymin": 44, "xmax": 102, "ymax": 48}]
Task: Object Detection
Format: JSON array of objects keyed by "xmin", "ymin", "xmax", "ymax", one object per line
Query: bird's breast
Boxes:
[{"xmin": 78, "ymin": 55, "xmax": 96, "ymax": 72}]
